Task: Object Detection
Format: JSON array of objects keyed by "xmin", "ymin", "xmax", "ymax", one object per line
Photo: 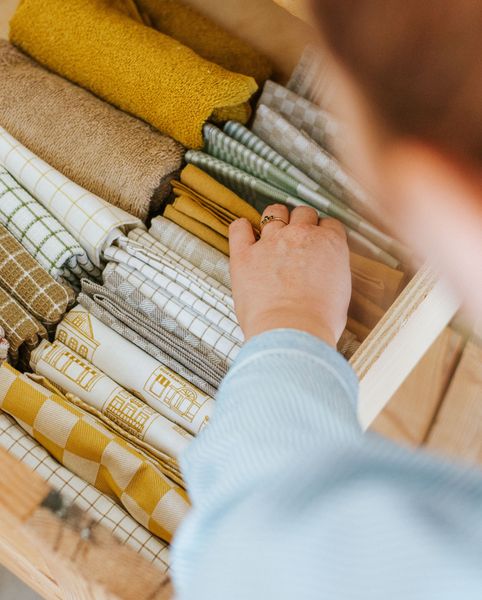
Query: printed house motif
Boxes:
[
  {"xmin": 57, "ymin": 311, "xmax": 99, "ymax": 360},
  {"xmin": 104, "ymin": 389, "xmax": 155, "ymax": 438},
  {"xmin": 44, "ymin": 343, "xmax": 102, "ymax": 392}
]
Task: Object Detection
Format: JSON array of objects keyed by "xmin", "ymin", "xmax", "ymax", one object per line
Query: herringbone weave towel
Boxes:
[
  {"xmin": 0, "ymin": 411, "xmax": 170, "ymax": 572},
  {"xmin": 0, "ymin": 362, "xmax": 190, "ymax": 542},
  {"xmin": 0, "ymin": 225, "xmax": 74, "ymax": 327},
  {"xmin": 0, "ymin": 165, "xmax": 100, "ymax": 285}
]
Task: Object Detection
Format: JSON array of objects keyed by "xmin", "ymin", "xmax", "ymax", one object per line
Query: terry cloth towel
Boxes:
[
  {"xmin": 55, "ymin": 306, "xmax": 215, "ymax": 436},
  {"xmin": 0, "ymin": 411, "xmax": 171, "ymax": 572},
  {"xmin": 257, "ymin": 80, "xmax": 344, "ymax": 155},
  {"xmin": 0, "ymin": 225, "xmax": 74, "ymax": 328},
  {"xmin": 30, "ymin": 339, "xmax": 192, "ymax": 461},
  {"xmin": 104, "ymin": 262, "xmax": 241, "ymax": 364},
  {"xmin": 0, "ymin": 41, "xmax": 184, "ymax": 222},
  {"xmin": 150, "ymin": 216, "xmax": 231, "ymax": 288},
  {"xmin": 164, "ymin": 206, "xmax": 230, "ymax": 255},
  {"xmin": 0, "ymin": 165, "xmax": 100, "ymax": 285},
  {"xmin": 10, "ymin": 0, "xmax": 258, "ymax": 148},
  {"xmin": 0, "ymin": 327, "xmax": 8, "ymax": 364},
  {"xmin": 0, "ymin": 363, "xmax": 190, "ymax": 542},
  {"xmin": 134, "ymin": 0, "xmax": 271, "ymax": 85},
  {"xmin": 99, "ymin": 268, "xmax": 229, "ymax": 382},
  {"xmin": 78, "ymin": 289, "xmax": 218, "ymax": 397},
  {"xmin": 0, "ymin": 289, "xmax": 46, "ymax": 367},
  {"xmin": 0, "ymin": 128, "xmax": 143, "ymax": 267}
]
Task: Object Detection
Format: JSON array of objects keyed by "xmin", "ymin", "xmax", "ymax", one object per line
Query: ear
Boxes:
[{"xmin": 381, "ymin": 141, "xmax": 482, "ymax": 318}]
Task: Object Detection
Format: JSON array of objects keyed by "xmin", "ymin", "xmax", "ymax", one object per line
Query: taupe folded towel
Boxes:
[{"xmin": 0, "ymin": 40, "xmax": 184, "ymax": 222}]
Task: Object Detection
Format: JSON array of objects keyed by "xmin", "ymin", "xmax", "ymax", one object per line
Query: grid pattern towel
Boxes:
[
  {"xmin": 30, "ymin": 339, "xmax": 192, "ymax": 461},
  {"xmin": 55, "ymin": 306, "xmax": 215, "ymax": 436},
  {"xmin": 0, "ymin": 225, "xmax": 74, "ymax": 327},
  {"xmin": 0, "ymin": 362, "xmax": 190, "ymax": 542},
  {"xmin": 0, "ymin": 165, "xmax": 100, "ymax": 285},
  {"xmin": 0, "ymin": 127, "xmax": 143, "ymax": 267},
  {"xmin": 79, "ymin": 286, "xmax": 219, "ymax": 397},
  {"xmin": 0, "ymin": 411, "xmax": 170, "ymax": 572},
  {"xmin": 0, "ymin": 41, "xmax": 184, "ymax": 222}
]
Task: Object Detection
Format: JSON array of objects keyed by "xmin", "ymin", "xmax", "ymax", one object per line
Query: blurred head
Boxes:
[{"xmin": 312, "ymin": 0, "xmax": 482, "ymax": 316}]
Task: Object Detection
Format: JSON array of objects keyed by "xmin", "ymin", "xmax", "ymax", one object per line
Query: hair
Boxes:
[{"xmin": 312, "ymin": 0, "xmax": 482, "ymax": 168}]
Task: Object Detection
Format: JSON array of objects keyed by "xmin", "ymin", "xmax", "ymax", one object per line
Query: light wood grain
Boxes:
[
  {"xmin": 0, "ymin": 0, "xmax": 18, "ymax": 39},
  {"xmin": 426, "ymin": 339, "xmax": 482, "ymax": 464},
  {"xmin": 371, "ymin": 328, "xmax": 465, "ymax": 446}
]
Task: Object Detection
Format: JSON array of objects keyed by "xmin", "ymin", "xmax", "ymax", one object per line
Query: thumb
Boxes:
[{"xmin": 229, "ymin": 218, "xmax": 256, "ymax": 257}]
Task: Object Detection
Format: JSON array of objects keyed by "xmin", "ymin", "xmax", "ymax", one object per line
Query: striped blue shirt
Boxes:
[{"xmin": 172, "ymin": 330, "xmax": 482, "ymax": 599}]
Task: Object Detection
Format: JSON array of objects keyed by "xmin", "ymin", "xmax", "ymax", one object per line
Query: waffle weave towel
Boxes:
[
  {"xmin": 0, "ymin": 41, "xmax": 184, "ymax": 222},
  {"xmin": 10, "ymin": 0, "xmax": 258, "ymax": 148}
]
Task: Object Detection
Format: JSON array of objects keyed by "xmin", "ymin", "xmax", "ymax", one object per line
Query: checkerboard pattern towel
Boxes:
[
  {"xmin": 0, "ymin": 127, "xmax": 143, "ymax": 267},
  {"xmin": 0, "ymin": 288, "xmax": 46, "ymax": 367},
  {"xmin": 0, "ymin": 411, "xmax": 170, "ymax": 572},
  {"xmin": 0, "ymin": 225, "xmax": 74, "ymax": 327},
  {"xmin": 150, "ymin": 216, "xmax": 231, "ymax": 289},
  {"xmin": 0, "ymin": 362, "xmax": 190, "ymax": 542},
  {"xmin": 0, "ymin": 165, "xmax": 100, "ymax": 286},
  {"xmin": 31, "ymin": 338, "xmax": 192, "ymax": 460}
]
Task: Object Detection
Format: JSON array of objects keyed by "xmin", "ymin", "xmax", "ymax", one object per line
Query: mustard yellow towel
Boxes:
[
  {"xmin": 173, "ymin": 181, "xmax": 236, "ymax": 226},
  {"xmin": 180, "ymin": 164, "xmax": 261, "ymax": 230},
  {"xmin": 0, "ymin": 362, "xmax": 189, "ymax": 542},
  {"xmin": 10, "ymin": 0, "xmax": 258, "ymax": 148},
  {"xmin": 173, "ymin": 196, "xmax": 230, "ymax": 239},
  {"xmin": 135, "ymin": 0, "xmax": 272, "ymax": 85},
  {"xmin": 164, "ymin": 205, "xmax": 229, "ymax": 255}
]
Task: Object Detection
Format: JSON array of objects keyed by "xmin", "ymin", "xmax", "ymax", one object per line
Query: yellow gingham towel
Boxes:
[{"xmin": 0, "ymin": 362, "xmax": 190, "ymax": 542}]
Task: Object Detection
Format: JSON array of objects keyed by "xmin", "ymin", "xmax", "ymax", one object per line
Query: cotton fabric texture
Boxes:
[
  {"xmin": 78, "ymin": 289, "xmax": 218, "ymax": 398},
  {"xmin": 0, "ymin": 327, "xmax": 9, "ymax": 365},
  {"xmin": 0, "ymin": 412, "xmax": 171, "ymax": 572},
  {"xmin": 0, "ymin": 41, "xmax": 184, "ymax": 222},
  {"xmin": 55, "ymin": 306, "xmax": 215, "ymax": 436},
  {"xmin": 0, "ymin": 225, "xmax": 74, "ymax": 328},
  {"xmin": 0, "ymin": 127, "xmax": 143, "ymax": 267},
  {"xmin": 0, "ymin": 362, "xmax": 189, "ymax": 542},
  {"xmin": 99, "ymin": 267, "xmax": 229, "ymax": 384},
  {"xmin": 164, "ymin": 207, "xmax": 230, "ymax": 255},
  {"xmin": 10, "ymin": 0, "xmax": 259, "ymax": 148},
  {"xmin": 0, "ymin": 165, "xmax": 100, "ymax": 286},
  {"xmin": 134, "ymin": 0, "xmax": 271, "ymax": 85}
]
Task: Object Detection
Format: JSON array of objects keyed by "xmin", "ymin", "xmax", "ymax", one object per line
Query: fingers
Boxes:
[
  {"xmin": 320, "ymin": 217, "xmax": 347, "ymax": 240},
  {"xmin": 260, "ymin": 204, "xmax": 289, "ymax": 239},
  {"xmin": 229, "ymin": 218, "xmax": 256, "ymax": 256},
  {"xmin": 289, "ymin": 205, "xmax": 319, "ymax": 226}
]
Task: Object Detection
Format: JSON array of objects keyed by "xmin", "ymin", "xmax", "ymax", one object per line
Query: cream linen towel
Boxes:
[
  {"xmin": 55, "ymin": 306, "xmax": 215, "ymax": 435},
  {"xmin": 31, "ymin": 339, "xmax": 191, "ymax": 460},
  {"xmin": 0, "ymin": 127, "xmax": 143, "ymax": 267},
  {"xmin": 0, "ymin": 411, "xmax": 170, "ymax": 572}
]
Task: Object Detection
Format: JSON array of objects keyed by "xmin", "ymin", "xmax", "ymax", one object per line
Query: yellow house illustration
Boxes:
[{"xmin": 57, "ymin": 311, "xmax": 99, "ymax": 361}]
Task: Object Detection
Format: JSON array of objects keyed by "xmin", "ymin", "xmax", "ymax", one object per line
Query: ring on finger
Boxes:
[{"xmin": 260, "ymin": 215, "xmax": 289, "ymax": 230}]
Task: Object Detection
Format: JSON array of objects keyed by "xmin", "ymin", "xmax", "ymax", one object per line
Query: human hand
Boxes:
[{"xmin": 229, "ymin": 204, "xmax": 351, "ymax": 346}]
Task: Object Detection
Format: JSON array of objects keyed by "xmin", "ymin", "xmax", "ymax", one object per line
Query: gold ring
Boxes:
[{"xmin": 260, "ymin": 215, "xmax": 289, "ymax": 229}]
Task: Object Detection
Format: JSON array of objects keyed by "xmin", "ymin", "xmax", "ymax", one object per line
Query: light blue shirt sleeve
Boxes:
[{"xmin": 172, "ymin": 329, "xmax": 482, "ymax": 599}]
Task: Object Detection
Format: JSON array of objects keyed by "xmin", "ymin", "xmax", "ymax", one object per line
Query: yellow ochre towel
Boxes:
[
  {"xmin": 10, "ymin": 0, "xmax": 259, "ymax": 148},
  {"xmin": 164, "ymin": 205, "xmax": 230, "ymax": 255}
]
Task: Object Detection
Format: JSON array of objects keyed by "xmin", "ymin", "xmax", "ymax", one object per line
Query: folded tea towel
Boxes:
[
  {"xmin": 0, "ymin": 41, "xmax": 184, "ymax": 222},
  {"xmin": 163, "ymin": 206, "xmax": 230, "ymax": 255},
  {"xmin": 31, "ymin": 339, "xmax": 192, "ymax": 459},
  {"xmin": 171, "ymin": 196, "xmax": 230, "ymax": 238},
  {"xmin": 78, "ymin": 288, "xmax": 218, "ymax": 397},
  {"xmin": 0, "ymin": 289, "xmax": 46, "ymax": 367},
  {"xmin": 120, "ymin": 231, "xmax": 234, "ymax": 318},
  {"xmin": 55, "ymin": 306, "xmax": 216, "ymax": 436},
  {"xmin": 0, "ymin": 225, "xmax": 74, "ymax": 327},
  {"xmin": 0, "ymin": 362, "xmax": 189, "ymax": 542},
  {"xmin": 0, "ymin": 411, "xmax": 171, "ymax": 572},
  {"xmin": 103, "ymin": 246, "xmax": 242, "ymax": 341},
  {"xmin": 0, "ymin": 165, "xmax": 100, "ymax": 285},
  {"xmin": 0, "ymin": 327, "xmax": 8, "ymax": 365},
  {"xmin": 0, "ymin": 128, "xmax": 143, "ymax": 266},
  {"xmin": 134, "ymin": 0, "xmax": 271, "ymax": 84},
  {"xmin": 10, "ymin": 0, "xmax": 258, "ymax": 148},
  {"xmin": 104, "ymin": 262, "xmax": 241, "ymax": 364},
  {"xmin": 150, "ymin": 216, "xmax": 231, "ymax": 288},
  {"xmin": 100, "ymin": 268, "xmax": 229, "ymax": 383},
  {"xmin": 257, "ymin": 80, "xmax": 343, "ymax": 154}
]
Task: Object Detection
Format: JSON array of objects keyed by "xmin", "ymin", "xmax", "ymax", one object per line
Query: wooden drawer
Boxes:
[{"xmin": 0, "ymin": 0, "xmax": 460, "ymax": 598}]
